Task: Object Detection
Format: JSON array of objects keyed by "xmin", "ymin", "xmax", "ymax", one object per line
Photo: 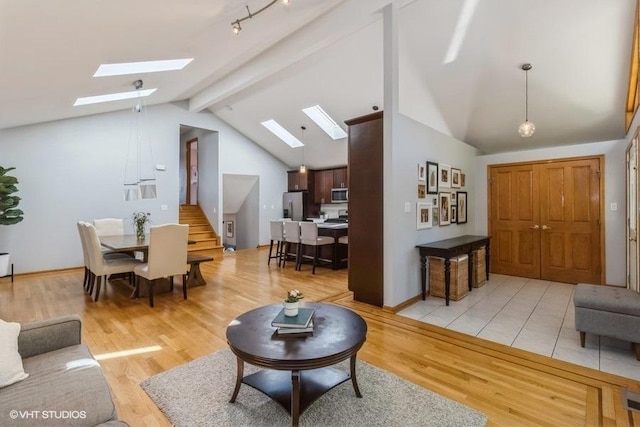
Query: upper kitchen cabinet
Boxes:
[
  {"xmin": 333, "ymin": 167, "xmax": 348, "ymax": 188},
  {"xmin": 287, "ymin": 170, "xmax": 310, "ymax": 191},
  {"xmin": 314, "ymin": 169, "xmax": 333, "ymax": 204}
]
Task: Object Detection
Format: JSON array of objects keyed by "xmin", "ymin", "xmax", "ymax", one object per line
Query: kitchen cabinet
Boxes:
[
  {"xmin": 314, "ymin": 169, "xmax": 333, "ymax": 204},
  {"xmin": 287, "ymin": 170, "xmax": 309, "ymax": 191},
  {"xmin": 333, "ymin": 167, "xmax": 348, "ymax": 188}
]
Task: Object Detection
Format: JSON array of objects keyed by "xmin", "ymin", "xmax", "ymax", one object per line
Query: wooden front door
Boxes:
[{"xmin": 489, "ymin": 157, "xmax": 603, "ymax": 284}]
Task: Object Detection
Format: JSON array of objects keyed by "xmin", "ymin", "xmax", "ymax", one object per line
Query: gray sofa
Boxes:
[
  {"xmin": 574, "ymin": 283, "xmax": 640, "ymax": 360},
  {"xmin": 0, "ymin": 315, "xmax": 127, "ymax": 426}
]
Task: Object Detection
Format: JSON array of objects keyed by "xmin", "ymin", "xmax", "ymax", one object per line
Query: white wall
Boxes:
[
  {"xmin": 473, "ymin": 139, "xmax": 627, "ymax": 286},
  {"xmin": 0, "ymin": 102, "xmax": 287, "ymax": 273},
  {"xmin": 236, "ymin": 180, "xmax": 260, "ymax": 249},
  {"xmin": 384, "ymin": 113, "xmax": 480, "ymax": 306}
]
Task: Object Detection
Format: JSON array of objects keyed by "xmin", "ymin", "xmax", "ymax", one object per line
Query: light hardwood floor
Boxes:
[{"xmin": 1, "ymin": 247, "xmax": 639, "ymax": 426}]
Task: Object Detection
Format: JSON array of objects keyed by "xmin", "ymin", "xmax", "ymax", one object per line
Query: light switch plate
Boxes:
[
  {"xmin": 610, "ymin": 202, "xmax": 618, "ymax": 211},
  {"xmin": 404, "ymin": 202, "xmax": 411, "ymax": 213},
  {"xmin": 160, "ymin": 204, "xmax": 168, "ymax": 211}
]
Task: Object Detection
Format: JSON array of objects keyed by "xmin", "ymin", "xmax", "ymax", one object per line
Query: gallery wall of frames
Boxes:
[{"xmin": 416, "ymin": 161, "xmax": 467, "ymax": 230}]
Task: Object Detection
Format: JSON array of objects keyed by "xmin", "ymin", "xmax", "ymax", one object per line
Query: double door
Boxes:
[{"xmin": 489, "ymin": 157, "xmax": 603, "ymax": 284}]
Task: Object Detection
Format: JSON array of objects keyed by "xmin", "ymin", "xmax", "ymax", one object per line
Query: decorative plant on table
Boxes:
[
  {"xmin": 0, "ymin": 167, "xmax": 24, "ymax": 276},
  {"xmin": 132, "ymin": 212, "xmax": 151, "ymax": 240},
  {"xmin": 284, "ymin": 289, "xmax": 304, "ymax": 317}
]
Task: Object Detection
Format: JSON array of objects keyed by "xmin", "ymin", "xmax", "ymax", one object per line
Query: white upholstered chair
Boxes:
[
  {"xmin": 268, "ymin": 220, "xmax": 285, "ymax": 267},
  {"xmin": 299, "ymin": 222, "xmax": 335, "ymax": 274},
  {"xmin": 133, "ymin": 224, "xmax": 189, "ymax": 307},
  {"xmin": 93, "ymin": 218, "xmax": 125, "ymax": 236},
  {"xmin": 82, "ymin": 222, "xmax": 142, "ymax": 302},
  {"xmin": 282, "ymin": 221, "xmax": 301, "ymax": 270}
]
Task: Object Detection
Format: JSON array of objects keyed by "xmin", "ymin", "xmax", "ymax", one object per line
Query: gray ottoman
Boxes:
[{"xmin": 574, "ymin": 283, "xmax": 640, "ymax": 360}]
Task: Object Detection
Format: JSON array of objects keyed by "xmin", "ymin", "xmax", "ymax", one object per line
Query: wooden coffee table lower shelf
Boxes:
[
  {"xmin": 237, "ymin": 366, "xmax": 357, "ymax": 416},
  {"xmin": 226, "ymin": 303, "xmax": 367, "ymax": 426}
]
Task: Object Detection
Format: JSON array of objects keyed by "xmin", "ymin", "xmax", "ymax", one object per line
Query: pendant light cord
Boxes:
[{"xmin": 525, "ymin": 69, "xmax": 529, "ymax": 122}]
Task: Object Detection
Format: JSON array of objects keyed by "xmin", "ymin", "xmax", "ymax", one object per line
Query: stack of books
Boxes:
[{"xmin": 271, "ymin": 308, "xmax": 315, "ymax": 335}]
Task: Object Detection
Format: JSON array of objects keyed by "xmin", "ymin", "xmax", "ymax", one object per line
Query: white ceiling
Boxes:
[{"xmin": 0, "ymin": 0, "xmax": 635, "ymax": 169}]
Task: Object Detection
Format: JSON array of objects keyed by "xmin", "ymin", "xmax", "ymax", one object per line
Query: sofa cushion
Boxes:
[
  {"xmin": 0, "ymin": 319, "xmax": 28, "ymax": 388},
  {"xmin": 574, "ymin": 283, "xmax": 640, "ymax": 317},
  {"xmin": 0, "ymin": 344, "xmax": 118, "ymax": 426}
]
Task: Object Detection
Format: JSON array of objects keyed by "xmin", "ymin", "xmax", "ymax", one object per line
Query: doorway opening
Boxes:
[{"xmin": 186, "ymin": 138, "xmax": 198, "ymax": 205}]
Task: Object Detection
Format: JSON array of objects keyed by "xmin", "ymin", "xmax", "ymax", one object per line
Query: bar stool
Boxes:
[
  {"xmin": 300, "ymin": 222, "xmax": 335, "ymax": 274},
  {"xmin": 282, "ymin": 221, "xmax": 301, "ymax": 269},
  {"xmin": 338, "ymin": 235, "xmax": 349, "ymax": 265},
  {"xmin": 268, "ymin": 220, "xmax": 285, "ymax": 266}
]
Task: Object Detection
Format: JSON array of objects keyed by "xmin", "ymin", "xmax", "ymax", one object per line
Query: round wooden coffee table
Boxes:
[{"xmin": 226, "ymin": 302, "xmax": 367, "ymax": 426}]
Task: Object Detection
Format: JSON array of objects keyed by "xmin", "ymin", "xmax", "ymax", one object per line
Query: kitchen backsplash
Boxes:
[{"xmin": 319, "ymin": 203, "xmax": 348, "ymax": 218}]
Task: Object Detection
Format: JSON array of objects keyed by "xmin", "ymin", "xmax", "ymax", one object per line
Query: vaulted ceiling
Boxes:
[{"xmin": 0, "ymin": 0, "xmax": 635, "ymax": 169}]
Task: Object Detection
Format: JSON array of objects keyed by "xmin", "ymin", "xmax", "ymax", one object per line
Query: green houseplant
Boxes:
[{"xmin": 0, "ymin": 167, "xmax": 24, "ymax": 276}]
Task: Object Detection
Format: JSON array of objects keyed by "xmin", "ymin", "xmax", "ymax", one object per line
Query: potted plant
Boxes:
[
  {"xmin": 132, "ymin": 211, "xmax": 151, "ymax": 241},
  {"xmin": 0, "ymin": 167, "xmax": 24, "ymax": 276},
  {"xmin": 284, "ymin": 289, "xmax": 304, "ymax": 317}
]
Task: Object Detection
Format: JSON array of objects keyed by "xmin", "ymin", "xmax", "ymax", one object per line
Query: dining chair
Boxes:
[
  {"xmin": 133, "ymin": 224, "xmax": 189, "ymax": 308},
  {"xmin": 82, "ymin": 222, "xmax": 142, "ymax": 302},
  {"xmin": 299, "ymin": 222, "xmax": 335, "ymax": 274},
  {"xmin": 282, "ymin": 221, "xmax": 301, "ymax": 270},
  {"xmin": 93, "ymin": 218, "xmax": 125, "ymax": 236},
  {"xmin": 77, "ymin": 222, "xmax": 92, "ymax": 293},
  {"xmin": 268, "ymin": 220, "xmax": 285, "ymax": 267}
]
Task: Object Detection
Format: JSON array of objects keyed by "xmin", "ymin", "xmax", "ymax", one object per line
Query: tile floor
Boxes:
[{"xmin": 398, "ymin": 274, "xmax": 640, "ymax": 380}]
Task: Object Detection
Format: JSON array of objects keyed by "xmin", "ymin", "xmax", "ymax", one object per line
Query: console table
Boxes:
[{"xmin": 416, "ymin": 235, "xmax": 491, "ymax": 306}]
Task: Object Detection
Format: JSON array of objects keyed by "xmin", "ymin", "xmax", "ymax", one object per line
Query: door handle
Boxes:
[
  {"xmin": 529, "ymin": 225, "xmax": 540, "ymax": 229},
  {"xmin": 542, "ymin": 225, "xmax": 551, "ymax": 230}
]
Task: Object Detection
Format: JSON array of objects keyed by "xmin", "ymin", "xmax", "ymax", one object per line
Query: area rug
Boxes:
[{"xmin": 141, "ymin": 348, "xmax": 486, "ymax": 427}]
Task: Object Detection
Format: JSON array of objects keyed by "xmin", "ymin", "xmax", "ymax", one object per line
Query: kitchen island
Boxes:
[{"xmin": 317, "ymin": 222, "xmax": 348, "ymax": 270}]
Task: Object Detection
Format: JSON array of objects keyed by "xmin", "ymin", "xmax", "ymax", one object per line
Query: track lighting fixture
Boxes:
[{"xmin": 231, "ymin": 0, "xmax": 291, "ymax": 35}]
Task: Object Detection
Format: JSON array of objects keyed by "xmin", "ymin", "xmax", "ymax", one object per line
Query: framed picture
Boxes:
[
  {"xmin": 451, "ymin": 168, "xmax": 461, "ymax": 188},
  {"xmin": 461, "ymin": 173, "xmax": 466, "ymax": 187},
  {"xmin": 417, "ymin": 184, "xmax": 426, "ymax": 199},
  {"xmin": 416, "ymin": 202, "xmax": 432, "ymax": 229},
  {"xmin": 427, "ymin": 161, "xmax": 439, "ymax": 194},
  {"xmin": 457, "ymin": 191, "xmax": 467, "ymax": 224},
  {"xmin": 451, "ymin": 206, "xmax": 457, "ymax": 223},
  {"xmin": 450, "ymin": 190, "xmax": 457, "ymax": 205},
  {"xmin": 432, "ymin": 207, "xmax": 439, "ymax": 226},
  {"xmin": 429, "ymin": 195, "xmax": 439, "ymax": 208},
  {"xmin": 418, "ymin": 163, "xmax": 426, "ymax": 181},
  {"xmin": 226, "ymin": 221, "xmax": 234, "ymax": 238},
  {"xmin": 439, "ymin": 192, "xmax": 451, "ymax": 225},
  {"xmin": 439, "ymin": 164, "xmax": 451, "ymax": 188}
]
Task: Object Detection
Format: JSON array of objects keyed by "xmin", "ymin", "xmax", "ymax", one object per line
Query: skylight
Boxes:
[
  {"xmin": 302, "ymin": 105, "xmax": 347, "ymax": 140},
  {"xmin": 73, "ymin": 88, "xmax": 156, "ymax": 106},
  {"xmin": 261, "ymin": 120, "xmax": 303, "ymax": 147},
  {"xmin": 93, "ymin": 59, "xmax": 194, "ymax": 77}
]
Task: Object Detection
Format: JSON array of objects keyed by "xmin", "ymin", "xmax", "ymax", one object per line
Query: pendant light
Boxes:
[
  {"xmin": 518, "ymin": 63, "xmax": 535, "ymax": 138},
  {"xmin": 299, "ymin": 126, "xmax": 307, "ymax": 173},
  {"xmin": 123, "ymin": 79, "xmax": 157, "ymax": 201}
]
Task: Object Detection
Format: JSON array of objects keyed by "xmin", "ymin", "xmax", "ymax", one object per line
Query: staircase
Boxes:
[{"xmin": 179, "ymin": 204, "xmax": 223, "ymax": 258}]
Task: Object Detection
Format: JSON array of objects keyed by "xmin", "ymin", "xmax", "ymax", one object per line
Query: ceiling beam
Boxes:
[{"xmin": 188, "ymin": 0, "xmax": 417, "ymax": 113}]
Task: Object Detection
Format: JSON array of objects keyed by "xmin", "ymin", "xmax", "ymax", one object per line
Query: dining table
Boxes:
[{"xmin": 99, "ymin": 234, "xmax": 207, "ymax": 296}]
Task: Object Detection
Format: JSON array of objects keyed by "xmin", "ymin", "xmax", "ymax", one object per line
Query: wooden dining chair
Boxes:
[{"xmin": 133, "ymin": 224, "xmax": 189, "ymax": 307}]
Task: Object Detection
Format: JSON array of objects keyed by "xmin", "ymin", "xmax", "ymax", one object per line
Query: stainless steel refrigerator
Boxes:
[{"xmin": 282, "ymin": 192, "xmax": 308, "ymax": 221}]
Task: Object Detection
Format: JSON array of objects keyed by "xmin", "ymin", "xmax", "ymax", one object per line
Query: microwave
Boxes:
[{"xmin": 331, "ymin": 188, "xmax": 348, "ymax": 203}]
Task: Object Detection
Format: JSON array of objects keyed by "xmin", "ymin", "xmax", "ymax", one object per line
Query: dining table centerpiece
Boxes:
[
  {"xmin": 284, "ymin": 289, "xmax": 304, "ymax": 317},
  {"xmin": 132, "ymin": 211, "xmax": 151, "ymax": 240}
]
